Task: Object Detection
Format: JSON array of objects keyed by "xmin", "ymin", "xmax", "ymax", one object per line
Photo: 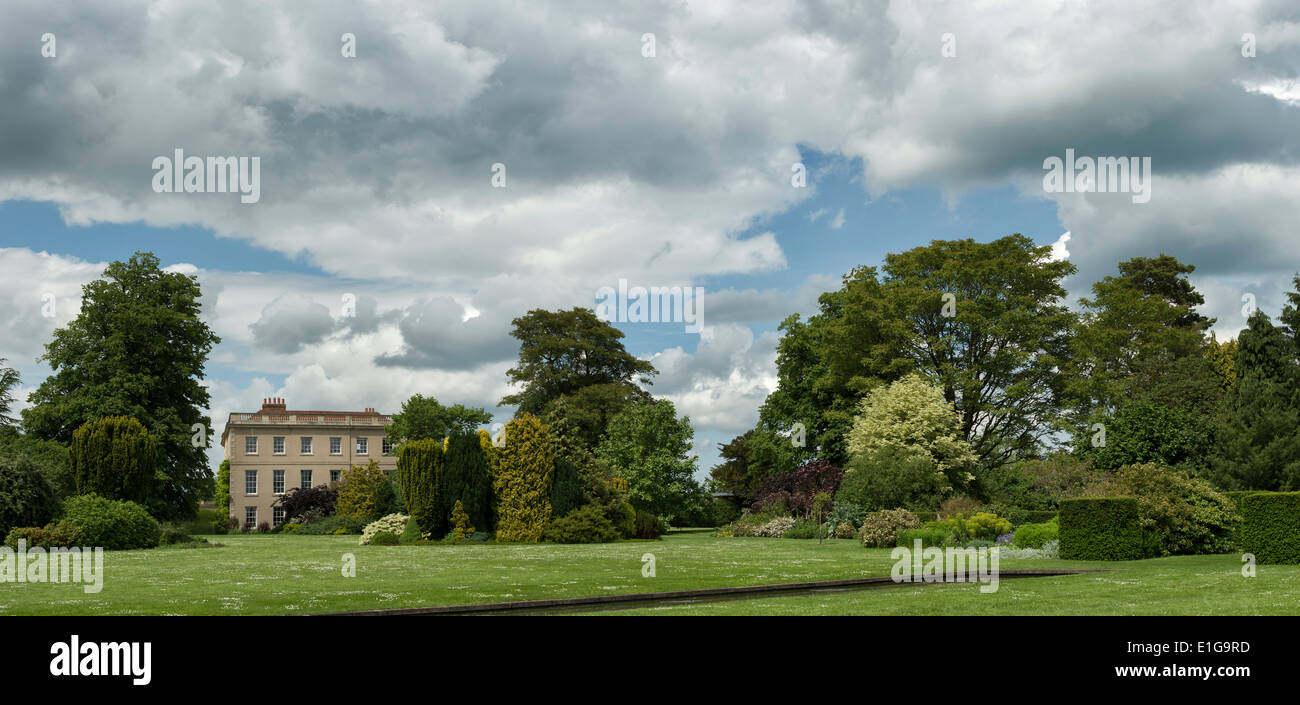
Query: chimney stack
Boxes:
[{"xmin": 261, "ymin": 397, "xmax": 287, "ymax": 411}]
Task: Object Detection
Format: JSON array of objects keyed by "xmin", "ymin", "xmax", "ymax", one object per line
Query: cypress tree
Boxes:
[
  {"xmin": 397, "ymin": 439, "xmax": 446, "ymax": 538},
  {"xmin": 70, "ymin": 416, "xmax": 156, "ymax": 504},
  {"xmin": 493, "ymin": 414, "xmax": 555, "ymax": 542},
  {"xmin": 444, "ymin": 431, "xmax": 492, "ymax": 531},
  {"xmin": 1212, "ymin": 311, "xmax": 1300, "ymax": 490}
]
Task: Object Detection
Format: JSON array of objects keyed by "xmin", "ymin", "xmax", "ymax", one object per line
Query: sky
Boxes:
[{"xmin": 1, "ymin": 0, "xmax": 1298, "ymax": 481}]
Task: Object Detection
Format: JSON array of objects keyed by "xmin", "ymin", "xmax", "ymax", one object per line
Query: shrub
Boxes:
[
  {"xmin": 1238, "ymin": 492, "xmax": 1300, "ymax": 564},
  {"xmin": 782, "ymin": 517, "xmax": 821, "ymax": 539},
  {"xmin": 369, "ymin": 531, "xmax": 400, "ymax": 545},
  {"xmin": 0, "ymin": 454, "xmax": 60, "ymax": 540},
  {"xmin": 296, "ymin": 513, "xmax": 366, "ymax": 535},
  {"xmin": 1059, "ymin": 497, "xmax": 1142, "ymax": 561},
  {"xmin": 275, "ymin": 484, "xmax": 338, "ymax": 523},
  {"xmin": 69, "ymin": 416, "xmax": 156, "ymax": 505},
  {"xmin": 999, "ymin": 539, "xmax": 1060, "ymax": 559},
  {"xmin": 633, "ymin": 510, "xmax": 665, "ymax": 539},
  {"xmin": 837, "ymin": 446, "xmax": 950, "ymax": 512},
  {"xmin": 494, "ymin": 414, "xmax": 555, "ymax": 542},
  {"xmin": 825, "ymin": 500, "xmax": 866, "ymax": 530},
  {"xmin": 896, "ymin": 527, "xmax": 951, "ymax": 548},
  {"xmin": 755, "ymin": 516, "xmax": 796, "ymax": 538},
  {"xmin": 396, "ymin": 439, "xmax": 445, "ymax": 539},
  {"xmin": 448, "ymin": 500, "xmax": 475, "ymax": 542},
  {"xmin": 859, "ymin": 509, "xmax": 923, "ymax": 548},
  {"xmin": 257, "ymin": 521, "xmax": 270, "ymax": 533},
  {"xmin": 444, "ymin": 432, "xmax": 493, "ymax": 531},
  {"xmin": 58, "ymin": 494, "xmax": 161, "ymax": 550},
  {"xmin": 750, "ymin": 459, "xmax": 844, "ymax": 515},
  {"xmin": 925, "ymin": 512, "xmax": 1012, "ymax": 542},
  {"xmin": 337, "ymin": 459, "xmax": 400, "ymax": 525},
  {"xmin": 541, "ymin": 505, "xmax": 620, "ymax": 544},
  {"xmin": 4, "ymin": 521, "xmax": 85, "ymax": 549},
  {"xmin": 160, "ymin": 527, "xmax": 200, "ymax": 544},
  {"xmin": 1012, "ymin": 517, "xmax": 1059, "ymax": 549},
  {"xmin": 1089, "ymin": 463, "xmax": 1237, "ymax": 556},
  {"xmin": 360, "ymin": 513, "xmax": 411, "ymax": 545},
  {"xmin": 834, "ymin": 521, "xmax": 856, "ymax": 539},
  {"xmin": 399, "ymin": 515, "xmax": 425, "ymax": 543}
]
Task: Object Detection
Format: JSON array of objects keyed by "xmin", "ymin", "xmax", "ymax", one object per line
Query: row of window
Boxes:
[
  {"xmin": 244, "ymin": 436, "xmax": 393, "ymax": 456},
  {"xmin": 244, "ymin": 506, "xmax": 288, "ymax": 528},
  {"xmin": 243, "ymin": 469, "xmax": 344, "ymax": 495}
]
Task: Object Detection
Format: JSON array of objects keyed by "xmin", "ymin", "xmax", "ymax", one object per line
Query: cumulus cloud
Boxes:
[{"xmin": 248, "ymin": 293, "xmax": 336, "ymax": 354}]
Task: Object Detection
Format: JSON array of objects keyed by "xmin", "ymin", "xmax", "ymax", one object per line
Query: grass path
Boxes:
[{"xmin": 1, "ymin": 532, "xmax": 1293, "ymax": 615}]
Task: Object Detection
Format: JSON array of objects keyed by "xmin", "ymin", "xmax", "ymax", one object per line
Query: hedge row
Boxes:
[
  {"xmin": 1059, "ymin": 497, "xmax": 1142, "ymax": 561},
  {"xmin": 1238, "ymin": 492, "xmax": 1300, "ymax": 564}
]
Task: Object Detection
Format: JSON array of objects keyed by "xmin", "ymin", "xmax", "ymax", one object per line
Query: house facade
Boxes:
[{"xmin": 220, "ymin": 398, "xmax": 397, "ymax": 529}]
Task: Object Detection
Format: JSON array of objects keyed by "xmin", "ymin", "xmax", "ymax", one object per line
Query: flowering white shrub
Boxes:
[
  {"xmin": 360, "ymin": 513, "xmax": 410, "ymax": 545},
  {"xmin": 756, "ymin": 517, "xmax": 796, "ymax": 538}
]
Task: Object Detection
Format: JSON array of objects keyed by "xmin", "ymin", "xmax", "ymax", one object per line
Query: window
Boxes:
[
  {"xmin": 300, "ymin": 469, "xmax": 312, "ymax": 489},
  {"xmin": 244, "ymin": 506, "xmax": 257, "ymax": 528},
  {"xmin": 330, "ymin": 470, "xmax": 341, "ymax": 483},
  {"xmin": 301, "ymin": 437, "xmax": 313, "ymax": 454},
  {"xmin": 273, "ymin": 436, "xmax": 285, "ymax": 455},
  {"xmin": 245, "ymin": 437, "xmax": 258, "ymax": 455},
  {"xmin": 272, "ymin": 507, "xmax": 285, "ymax": 526},
  {"xmin": 273, "ymin": 469, "xmax": 285, "ymax": 495},
  {"xmin": 382, "ymin": 438, "xmax": 394, "ymax": 454},
  {"xmin": 356, "ymin": 437, "xmax": 368, "ymax": 454},
  {"xmin": 244, "ymin": 470, "xmax": 258, "ymax": 495},
  {"xmin": 330, "ymin": 437, "xmax": 342, "ymax": 455}
]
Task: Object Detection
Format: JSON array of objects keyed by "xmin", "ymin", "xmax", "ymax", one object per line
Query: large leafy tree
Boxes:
[
  {"xmin": 22, "ymin": 252, "xmax": 220, "ymax": 520},
  {"xmin": 539, "ymin": 382, "xmax": 645, "ymax": 453},
  {"xmin": 596, "ymin": 399, "xmax": 703, "ymax": 522},
  {"xmin": 385, "ymin": 394, "xmax": 491, "ymax": 450},
  {"xmin": 870, "ymin": 235, "xmax": 1077, "ymax": 468},
  {"xmin": 1078, "ymin": 401, "xmax": 1211, "ymax": 475},
  {"xmin": 1211, "ymin": 310, "xmax": 1300, "ymax": 490},
  {"xmin": 500, "ymin": 308, "xmax": 656, "ymax": 416}
]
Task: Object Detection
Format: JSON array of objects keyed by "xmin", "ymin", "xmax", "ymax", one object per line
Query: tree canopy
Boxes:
[{"xmin": 21, "ymin": 252, "xmax": 220, "ymax": 520}]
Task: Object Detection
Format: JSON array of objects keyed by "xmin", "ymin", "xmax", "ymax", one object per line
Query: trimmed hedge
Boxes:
[
  {"xmin": 1059, "ymin": 497, "xmax": 1142, "ymax": 561},
  {"xmin": 1238, "ymin": 492, "xmax": 1300, "ymax": 564}
]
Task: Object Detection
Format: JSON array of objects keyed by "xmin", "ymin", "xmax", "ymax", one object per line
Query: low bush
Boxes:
[
  {"xmin": 834, "ymin": 521, "xmax": 857, "ymax": 539},
  {"xmin": 999, "ymin": 539, "xmax": 1060, "ymax": 559},
  {"xmin": 755, "ymin": 516, "xmax": 796, "ymax": 538},
  {"xmin": 927, "ymin": 512, "xmax": 1012, "ymax": 543},
  {"xmin": 0, "ymin": 454, "xmax": 60, "ymax": 540},
  {"xmin": 276, "ymin": 484, "xmax": 339, "ymax": 523},
  {"xmin": 825, "ymin": 500, "xmax": 866, "ymax": 530},
  {"xmin": 541, "ymin": 505, "xmax": 620, "ymax": 544},
  {"xmin": 782, "ymin": 517, "xmax": 821, "ymax": 539},
  {"xmin": 1058, "ymin": 497, "xmax": 1142, "ymax": 561},
  {"xmin": 895, "ymin": 527, "xmax": 951, "ymax": 548},
  {"xmin": 160, "ymin": 527, "xmax": 203, "ymax": 545},
  {"xmin": 1237, "ymin": 492, "xmax": 1300, "ymax": 564},
  {"xmin": 59, "ymin": 494, "xmax": 161, "ymax": 550},
  {"xmin": 633, "ymin": 510, "xmax": 665, "ymax": 539},
  {"xmin": 859, "ymin": 508, "xmax": 923, "ymax": 548},
  {"xmin": 1088, "ymin": 463, "xmax": 1236, "ymax": 556},
  {"xmin": 295, "ymin": 514, "xmax": 366, "ymax": 535},
  {"xmin": 369, "ymin": 531, "xmax": 400, "ymax": 545},
  {"xmin": 360, "ymin": 513, "xmax": 411, "ymax": 546},
  {"xmin": 4, "ymin": 521, "xmax": 85, "ymax": 549},
  {"xmin": 1012, "ymin": 517, "xmax": 1059, "ymax": 549}
]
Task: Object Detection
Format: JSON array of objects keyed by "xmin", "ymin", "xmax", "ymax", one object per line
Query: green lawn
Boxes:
[{"xmin": 1, "ymin": 531, "xmax": 1294, "ymax": 615}]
